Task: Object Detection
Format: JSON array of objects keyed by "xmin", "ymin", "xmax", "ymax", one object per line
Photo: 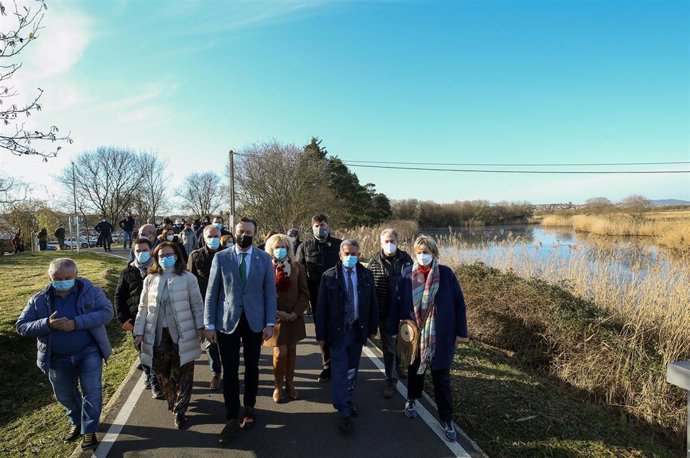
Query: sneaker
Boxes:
[
  {"xmin": 81, "ymin": 433, "xmax": 98, "ymax": 450},
  {"xmin": 404, "ymin": 399, "xmax": 418, "ymax": 419},
  {"xmin": 441, "ymin": 422, "xmax": 457, "ymax": 442},
  {"xmin": 317, "ymin": 368, "xmax": 331, "ymax": 383},
  {"xmin": 63, "ymin": 424, "xmax": 81, "ymax": 442},
  {"xmin": 210, "ymin": 373, "xmax": 221, "ymax": 390},
  {"xmin": 151, "ymin": 385, "xmax": 164, "ymax": 399},
  {"xmin": 382, "ymin": 381, "xmax": 396, "ymax": 399},
  {"xmin": 174, "ymin": 412, "xmax": 186, "ymax": 429},
  {"xmin": 143, "ymin": 378, "xmax": 151, "ymax": 389}
]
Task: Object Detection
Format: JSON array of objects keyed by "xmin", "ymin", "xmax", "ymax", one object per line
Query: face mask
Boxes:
[
  {"xmin": 52, "ymin": 279, "xmax": 75, "ymax": 292},
  {"xmin": 214, "ymin": 223, "xmax": 223, "ymax": 231},
  {"xmin": 226, "ymin": 243, "xmax": 235, "ymax": 251},
  {"xmin": 313, "ymin": 227, "xmax": 329, "ymax": 240},
  {"xmin": 383, "ymin": 242, "xmax": 397, "ymax": 256},
  {"xmin": 135, "ymin": 251, "xmax": 151, "ymax": 264},
  {"xmin": 416, "ymin": 253, "xmax": 433, "ymax": 267},
  {"xmin": 166, "ymin": 235, "xmax": 174, "ymax": 241},
  {"xmin": 342, "ymin": 255, "xmax": 358, "ymax": 269},
  {"xmin": 236, "ymin": 234, "xmax": 253, "ymax": 249},
  {"xmin": 273, "ymin": 247, "xmax": 287, "ymax": 260},
  {"xmin": 160, "ymin": 255, "xmax": 177, "ymax": 270},
  {"xmin": 206, "ymin": 237, "xmax": 220, "ymax": 250}
]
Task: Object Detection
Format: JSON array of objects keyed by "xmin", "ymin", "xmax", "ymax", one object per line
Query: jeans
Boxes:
[
  {"xmin": 48, "ymin": 344, "xmax": 103, "ymax": 434},
  {"xmin": 205, "ymin": 340, "xmax": 222, "ymax": 375},
  {"xmin": 123, "ymin": 230, "xmax": 133, "ymax": 249},
  {"xmin": 379, "ymin": 321, "xmax": 398, "ymax": 383},
  {"xmin": 329, "ymin": 324, "xmax": 363, "ymax": 417}
]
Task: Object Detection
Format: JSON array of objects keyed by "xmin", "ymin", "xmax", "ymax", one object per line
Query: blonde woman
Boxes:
[
  {"xmin": 262, "ymin": 233, "xmax": 309, "ymax": 402},
  {"xmin": 390, "ymin": 235, "xmax": 468, "ymax": 442},
  {"xmin": 133, "ymin": 242, "xmax": 204, "ymax": 429}
]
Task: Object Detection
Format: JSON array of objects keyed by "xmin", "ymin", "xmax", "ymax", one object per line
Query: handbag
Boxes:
[{"xmin": 396, "ymin": 303, "xmax": 435, "ymax": 367}]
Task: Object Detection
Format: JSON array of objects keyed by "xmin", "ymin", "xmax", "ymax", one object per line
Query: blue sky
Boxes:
[{"xmin": 1, "ymin": 0, "xmax": 688, "ymax": 206}]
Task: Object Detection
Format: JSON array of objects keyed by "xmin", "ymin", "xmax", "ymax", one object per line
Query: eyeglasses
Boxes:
[{"xmin": 159, "ymin": 254, "xmax": 175, "ymax": 260}]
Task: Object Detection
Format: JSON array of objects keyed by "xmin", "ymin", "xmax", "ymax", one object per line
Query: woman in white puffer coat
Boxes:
[{"xmin": 134, "ymin": 241, "xmax": 204, "ymax": 429}]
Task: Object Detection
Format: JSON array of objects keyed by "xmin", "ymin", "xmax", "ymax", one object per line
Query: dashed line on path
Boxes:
[
  {"xmin": 362, "ymin": 344, "xmax": 472, "ymax": 458},
  {"xmin": 93, "ymin": 373, "xmax": 146, "ymax": 458}
]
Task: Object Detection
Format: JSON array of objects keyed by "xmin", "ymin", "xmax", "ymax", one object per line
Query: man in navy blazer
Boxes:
[
  {"xmin": 315, "ymin": 239, "xmax": 378, "ymax": 434},
  {"xmin": 204, "ymin": 217, "xmax": 277, "ymax": 444}
]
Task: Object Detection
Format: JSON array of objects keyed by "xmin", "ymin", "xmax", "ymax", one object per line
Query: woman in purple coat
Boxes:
[{"xmin": 390, "ymin": 235, "xmax": 468, "ymax": 442}]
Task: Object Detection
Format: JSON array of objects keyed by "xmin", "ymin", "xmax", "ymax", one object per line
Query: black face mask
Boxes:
[{"xmin": 236, "ymin": 234, "xmax": 253, "ymax": 249}]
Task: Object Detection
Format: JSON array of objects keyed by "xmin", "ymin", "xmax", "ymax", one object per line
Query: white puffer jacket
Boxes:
[{"xmin": 134, "ymin": 271, "xmax": 204, "ymax": 367}]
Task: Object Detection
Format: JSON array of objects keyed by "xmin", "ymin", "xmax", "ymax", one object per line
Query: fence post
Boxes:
[{"xmin": 666, "ymin": 361, "xmax": 690, "ymax": 457}]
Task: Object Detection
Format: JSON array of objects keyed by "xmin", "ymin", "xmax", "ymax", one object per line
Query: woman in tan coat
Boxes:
[
  {"xmin": 134, "ymin": 242, "xmax": 204, "ymax": 429},
  {"xmin": 263, "ymin": 234, "xmax": 309, "ymax": 403}
]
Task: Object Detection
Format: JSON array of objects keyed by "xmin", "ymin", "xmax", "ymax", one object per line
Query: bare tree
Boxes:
[
  {"xmin": 619, "ymin": 195, "xmax": 651, "ymax": 223},
  {"xmin": 585, "ymin": 197, "xmax": 613, "ymax": 215},
  {"xmin": 0, "ymin": 173, "xmax": 28, "ymax": 205},
  {"xmin": 57, "ymin": 147, "xmax": 145, "ymax": 223},
  {"xmin": 131, "ymin": 152, "xmax": 170, "ymax": 223},
  {"xmin": 1, "ymin": 0, "xmax": 72, "ymax": 158},
  {"xmin": 235, "ymin": 140, "xmax": 335, "ymax": 232},
  {"xmin": 178, "ymin": 171, "xmax": 226, "ymax": 218}
]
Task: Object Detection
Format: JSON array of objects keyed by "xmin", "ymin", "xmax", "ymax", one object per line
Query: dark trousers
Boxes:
[
  {"xmin": 102, "ymin": 235, "xmax": 111, "ymax": 251},
  {"xmin": 407, "ymin": 357, "xmax": 453, "ymax": 424},
  {"xmin": 328, "ymin": 324, "xmax": 363, "ymax": 417},
  {"xmin": 153, "ymin": 328, "xmax": 195, "ymax": 414},
  {"xmin": 379, "ymin": 320, "xmax": 398, "ymax": 382},
  {"xmin": 308, "ymin": 279, "xmax": 330, "ymax": 370},
  {"xmin": 217, "ymin": 313, "xmax": 262, "ymax": 420}
]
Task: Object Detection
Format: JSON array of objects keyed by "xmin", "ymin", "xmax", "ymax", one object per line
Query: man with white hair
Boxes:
[{"xmin": 16, "ymin": 258, "xmax": 113, "ymax": 451}]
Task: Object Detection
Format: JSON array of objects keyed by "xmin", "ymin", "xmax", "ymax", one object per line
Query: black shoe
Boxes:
[
  {"xmin": 63, "ymin": 424, "xmax": 81, "ymax": 442},
  {"xmin": 219, "ymin": 418, "xmax": 240, "ymax": 443},
  {"xmin": 383, "ymin": 381, "xmax": 396, "ymax": 399},
  {"xmin": 348, "ymin": 401, "xmax": 358, "ymax": 417},
  {"xmin": 317, "ymin": 368, "xmax": 331, "ymax": 383},
  {"xmin": 81, "ymin": 433, "xmax": 98, "ymax": 450},
  {"xmin": 174, "ymin": 412, "xmax": 186, "ymax": 429},
  {"xmin": 151, "ymin": 385, "xmax": 164, "ymax": 399},
  {"xmin": 338, "ymin": 416, "xmax": 352, "ymax": 434}
]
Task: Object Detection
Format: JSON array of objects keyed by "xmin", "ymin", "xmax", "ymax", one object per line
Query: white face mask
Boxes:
[
  {"xmin": 166, "ymin": 235, "xmax": 174, "ymax": 241},
  {"xmin": 416, "ymin": 253, "xmax": 433, "ymax": 267},
  {"xmin": 382, "ymin": 242, "xmax": 397, "ymax": 255}
]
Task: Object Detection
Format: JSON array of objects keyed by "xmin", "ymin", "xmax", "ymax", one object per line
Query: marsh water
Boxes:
[{"xmin": 424, "ymin": 225, "xmax": 687, "ymax": 290}]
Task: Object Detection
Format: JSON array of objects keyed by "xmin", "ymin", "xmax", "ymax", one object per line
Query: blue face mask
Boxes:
[
  {"xmin": 214, "ymin": 223, "xmax": 223, "ymax": 231},
  {"xmin": 135, "ymin": 251, "xmax": 151, "ymax": 264},
  {"xmin": 160, "ymin": 255, "xmax": 177, "ymax": 270},
  {"xmin": 273, "ymin": 247, "xmax": 287, "ymax": 260},
  {"xmin": 206, "ymin": 237, "xmax": 220, "ymax": 250},
  {"xmin": 52, "ymin": 279, "xmax": 75, "ymax": 292},
  {"xmin": 342, "ymin": 255, "xmax": 358, "ymax": 269}
]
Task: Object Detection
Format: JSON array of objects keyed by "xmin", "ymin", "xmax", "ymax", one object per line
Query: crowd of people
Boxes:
[{"xmin": 15, "ymin": 212, "xmax": 468, "ymax": 451}]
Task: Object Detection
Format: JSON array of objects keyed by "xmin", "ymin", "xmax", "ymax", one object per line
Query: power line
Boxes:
[
  {"xmin": 344, "ymin": 164, "xmax": 690, "ymax": 174},
  {"xmin": 342, "ymin": 159, "xmax": 690, "ymax": 167}
]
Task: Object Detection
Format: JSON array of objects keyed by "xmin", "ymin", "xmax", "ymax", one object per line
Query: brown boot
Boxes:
[
  {"xmin": 273, "ymin": 347, "xmax": 286, "ymax": 403},
  {"xmin": 285, "ymin": 344, "xmax": 298, "ymax": 400}
]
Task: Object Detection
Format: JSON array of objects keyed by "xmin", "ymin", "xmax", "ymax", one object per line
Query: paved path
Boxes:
[{"xmin": 77, "ymin": 247, "xmax": 484, "ymax": 458}]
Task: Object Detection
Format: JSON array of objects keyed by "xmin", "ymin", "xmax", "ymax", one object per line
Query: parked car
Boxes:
[{"xmin": 63, "ymin": 237, "xmax": 91, "ymax": 249}]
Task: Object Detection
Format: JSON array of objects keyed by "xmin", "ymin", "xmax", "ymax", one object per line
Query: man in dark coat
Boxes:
[
  {"xmin": 188, "ymin": 224, "xmax": 226, "ymax": 390},
  {"xmin": 114, "ymin": 238, "xmax": 162, "ymax": 398},
  {"xmin": 295, "ymin": 213, "xmax": 341, "ymax": 382},
  {"xmin": 54, "ymin": 226, "xmax": 66, "ymax": 250},
  {"xmin": 315, "ymin": 239, "xmax": 378, "ymax": 434},
  {"xmin": 94, "ymin": 219, "xmax": 113, "ymax": 252},
  {"xmin": 367, "ymin": 228, "xmax": 413, "ymax": 397},
  {"xmin": 118, "ymin": 214, "xmax": 136, "ymax": 250}
]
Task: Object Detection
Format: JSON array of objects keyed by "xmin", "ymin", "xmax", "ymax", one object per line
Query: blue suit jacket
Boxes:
[{"xmin": 204, "ymin": 247, "xmax": 278, "ymax": 334}]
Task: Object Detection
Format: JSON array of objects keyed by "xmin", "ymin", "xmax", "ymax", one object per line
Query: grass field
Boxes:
[{"xmin": 0, "ymin": 251, "xmax": 135, "ymax": 457}]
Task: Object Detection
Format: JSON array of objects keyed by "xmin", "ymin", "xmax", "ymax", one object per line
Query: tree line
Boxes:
[{"xmin": 391, "ymin": 199, "xmax": 534, "ymax": 227}]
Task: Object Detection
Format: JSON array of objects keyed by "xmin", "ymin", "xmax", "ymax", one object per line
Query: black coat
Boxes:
[
  {"xmin": 187, "ymin": 245, "xmax": 226, "ymax": 299},
  {"xmin": 95, "ymin": 221, "xmax": 113, "ymax": 235},
  {"xmin": 315, "ymin": 262, "xmax": 379, "ymax": 347},
  {"xmin": 295, "ymin": 235, "xmax": 342, "ymax": 305},
  {"xmin": 367, "ymin": 249, "xmax": 413, "ymax": 322},
  {"xmin": 114, "ymin": 263, "xmax": 145, "ymax": 324}
]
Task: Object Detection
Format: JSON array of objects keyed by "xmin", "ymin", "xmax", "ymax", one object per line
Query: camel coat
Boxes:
[
  {"xmin": 263, "ymin": 262, "xmax": 309, "ymax": 346},
  {"xmin": 134, "ymin": 271, "xmax": 204, "ymax": 368}
]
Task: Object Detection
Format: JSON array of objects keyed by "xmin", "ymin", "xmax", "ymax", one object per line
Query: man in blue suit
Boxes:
[
  {"xmin": 315, "ymin": 239, "xmax": 378, "ymax": 434},
  {"xmin": 204, "ymin": 217, "xmax": 277, "ymax": 444}
]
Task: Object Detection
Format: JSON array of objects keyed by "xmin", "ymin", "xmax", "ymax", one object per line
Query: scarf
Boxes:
[
  {"xmin": 274, "ymin": 257, "xmax": 292, "ymax": 292},
  {"xmin": 131, "ymin": 258, "xmax": 152, "ymax": 278},
  {"xmin": 411, "ymin": 257, "xmax": 440, "ymax": 375}
]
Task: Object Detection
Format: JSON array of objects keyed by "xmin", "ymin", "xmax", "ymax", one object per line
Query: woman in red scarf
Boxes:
[{"xmin": 262, "ymin": 234, "xmax": 310, "ymax": 402}]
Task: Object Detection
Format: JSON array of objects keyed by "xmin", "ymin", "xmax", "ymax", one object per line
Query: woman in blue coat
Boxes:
[{"xmin": 390, "ymin": 235, "xmax": 468, "ymax": 442}]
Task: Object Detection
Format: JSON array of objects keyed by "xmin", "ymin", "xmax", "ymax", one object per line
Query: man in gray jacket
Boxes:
[{"xmin": 204, "ymin": 217, "xmax": 277, "ymax": 444}]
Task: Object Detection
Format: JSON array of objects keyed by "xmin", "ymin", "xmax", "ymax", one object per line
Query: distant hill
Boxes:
[{"xmin": 650, "ymin": 199, "xmax": 690, "ymax": 206}]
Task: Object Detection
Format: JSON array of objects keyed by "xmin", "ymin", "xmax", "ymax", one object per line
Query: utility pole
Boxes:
[
  {"xmin": 229, "ymin": 149, "xmax": 236, "ymax": 229},
  {"xmin": 72, "ymin": 162, "xmax": 80, "ymax": 254}
]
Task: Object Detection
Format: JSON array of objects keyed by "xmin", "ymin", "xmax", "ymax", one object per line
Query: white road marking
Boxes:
[
  {"xmin": 362, "ymin": 344, "xmax": 472, "ymax": 458},
  {"xmin": 94, "ymin": 373, "xmax": 146, "ymax": 458}
]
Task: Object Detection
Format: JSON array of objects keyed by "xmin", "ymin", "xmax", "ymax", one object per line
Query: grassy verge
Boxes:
[
  {"xmin": 446, "ymin": 262, "xmax": 685, "ymax": 457},
  {"xmin": 0, "ymin": 251, "xmax": 135, "ymax": 457}
]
